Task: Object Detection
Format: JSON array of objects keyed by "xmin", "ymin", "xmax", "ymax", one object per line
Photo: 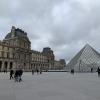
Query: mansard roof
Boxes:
[{"xmin": 4, "ymin": 26, "xmax": 30, "ymax": 42}]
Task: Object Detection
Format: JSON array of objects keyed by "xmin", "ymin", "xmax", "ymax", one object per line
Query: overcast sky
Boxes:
[{"xmin": 0, "ymin": 0, "xmax": 100, "ymax": 63}]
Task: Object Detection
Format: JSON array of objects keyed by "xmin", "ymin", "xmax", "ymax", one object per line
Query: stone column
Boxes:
[{"xmin": 8, "ymin": 61, "xmax": 10, "ymax": 71}]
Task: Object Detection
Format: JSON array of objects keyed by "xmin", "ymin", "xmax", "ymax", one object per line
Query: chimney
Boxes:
[{"xmin": 11, "ymin": 26, "xmax": 16, "ymax": 38}]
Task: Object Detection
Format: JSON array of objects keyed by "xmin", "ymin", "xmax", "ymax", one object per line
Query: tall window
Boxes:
[
  {"xmin": 0, "ymin": 46, "xmax": 2, "ymax": 50},
  {"xmin": 13, "ymin": 53, "xmax": 15, "ymax": 59},
  {"xmin": 7, "ymin": 52, "xmax": 9, "ymax": 58},
  {"xmin": 9, "ymin": 62, "xmax": 13, "ymax": 69},
  {"xmin": 0, "ymin": 52, "xmax": 2, "ymax": 57},
  {"xmin": 4, "ymin": 52, "xmax": 7, "ymax": 58}
]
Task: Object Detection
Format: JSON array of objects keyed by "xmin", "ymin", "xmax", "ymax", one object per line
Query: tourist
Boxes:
[
  {"xmin": 14, "ymin": 69, "xmax": 23, "ymax": 82},
  {"xmin": 10, "ymin": 69, "xmax": 14, "ymax": 80},
  {"xmin": 14, "ymin": 69, "xmax": 19, "ymax": 82},
  {"xmin": 97, "ymin": 67, "xmax": 100, "ymax": 77},
  {"xmin": 18, "ymin": 69, "xmax": 23, "ymax": 82},
  {"xmin": 40, "ymin": 67, "xmax": 42, "ymax": 74},
  {"xmin": 91, "ymin": 68, "xmax": 93, "ymax": 72},
  {"xmin": 3, "ymin": 70, "xmax": 5, "ymax": 73},
  {"xmin": 36, "ymin": 69, "xmax": 39, "ymax": 74},
  {"xmin": 71, "ymin": 69, "xmax": 74, "ymax": 74},
  {"xmin": 32, "ymin": 69, "xmax": 34, "ymax": 75}
]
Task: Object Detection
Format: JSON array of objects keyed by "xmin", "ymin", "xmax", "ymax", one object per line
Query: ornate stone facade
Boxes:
[
  {"xmin": 31, "ymin": 50, "xmax": 49, "ymax": 71},
  {"xmin": 54, "ymin": 59, "xmax": 66, "ymax": 70},
  {"xmin": 0, "ymin": 26, "xmax": 66, "ymax": 71},
  {"xmin": 0, "ymin": 26, "xmax": 31, "ymax": 71},
  {"xmin": 42, "ymin": 47, "xmax": 55, "ymax": 70}
]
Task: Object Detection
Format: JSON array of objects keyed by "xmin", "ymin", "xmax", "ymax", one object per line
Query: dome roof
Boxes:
[{"xmin": 5, "ymin": 26, "xmax": 30, "ymax": 41}]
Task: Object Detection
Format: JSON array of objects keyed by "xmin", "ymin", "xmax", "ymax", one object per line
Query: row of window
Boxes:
[
  {"xmin": 0, "ymin": 51, "xmax": 30, "ymax": 60},
  {"xmin": 0, "ymin": 40, "xmax": 30, "ymax": 50},
  {"xmin": 0, "ymin": 51, "xmax": 14, "ymax": 58},
  {"xmin": 0, "ymin": 46, "xmax": 13, "ymax": 51},
  {"xmin": 32, "ymin": 57, "xmax": 48, "ymax": 62},
  {"xmin": 32, "ymin": 54, "xmax": 48, "ymax": 62},
  {"xmin": 32, "ymin": 54, "xmax": 46, "ymax": 59}
]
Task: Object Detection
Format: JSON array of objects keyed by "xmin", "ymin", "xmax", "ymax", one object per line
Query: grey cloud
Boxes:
[{"xmin": 0, "ymin": 0, "xmax": 100, "ymax": 63}]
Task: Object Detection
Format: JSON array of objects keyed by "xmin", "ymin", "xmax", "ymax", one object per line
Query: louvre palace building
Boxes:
[{"xmin": 0, "ymin": 26, "xmax": 66, "ymax": 72}]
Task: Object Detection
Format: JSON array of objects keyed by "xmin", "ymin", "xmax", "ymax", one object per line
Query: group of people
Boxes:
[
  {"xmin": 32, "ymin": 68, "xmax": 42, "ymax": 75},
  {"xmin": 7, "ymin": 67, "xmax": 100, "ymax": 82},
  {"xmin": 70, "ymin": 67, "xmax": 100, "ymax": 75},
  {"xmin": 10, "ymin": 69, "xmax": 23, "ymax": 82},
  {"xmin": 10, "ymin": 68, "xmax": 43, "ymax": 82}
]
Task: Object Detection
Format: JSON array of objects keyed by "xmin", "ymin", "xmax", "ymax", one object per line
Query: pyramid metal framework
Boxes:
[{"xmin": 67, "ymin": 44, "xmax": 100, "ymax": 72}]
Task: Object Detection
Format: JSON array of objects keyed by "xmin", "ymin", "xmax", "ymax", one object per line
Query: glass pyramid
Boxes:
[{"xmin": 67, "ymin": 44, "xmax": 100, "ymax": 72}]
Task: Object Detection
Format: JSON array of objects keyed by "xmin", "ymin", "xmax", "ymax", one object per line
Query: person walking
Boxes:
[
  {"xmin": 14, "ymin": 69, "xmax": 19, "ymax": 82},
  {"xmin": 10, "ymin": 69, "xmax": 14, "ymax": 80},
  {"xmin": 18, "ymin": 69, "xmax": 23, "ymax": 82},
  {"xmin": 97, "ymin": 67, "xmax": 100, "ymax": 77},
  {"xmin": 14, "ymin": 69, "xmax": 23, "ymax": 82},
  {"xmin": 71, "ymin": 69, "xmax": 74, "ymax": 74},
  {"xmin": 40, "ymin": 67, "xmax": 42, "ymax": 74},
  {"xmin": 32, "ymin": 69, "xmax": 34, "ymax": 75},
  {"xmin": 36, "ymin": 69, "xmax": 39, "ymax": 75},
  {"xmin": 3, "ymin": 70, "xmax": 5, "ymax": 73},
  {"xmin": 91, "ymin": 68, "xmax": 93, "ymax": 72}
]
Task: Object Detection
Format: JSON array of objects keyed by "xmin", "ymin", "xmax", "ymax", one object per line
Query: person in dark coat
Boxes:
[
  {"xmin": 91, "ymin": 68, "xmax": 93, "ymax": 72},
  {"xmin": 36, "ymin": 69, "xmax": 39, "ymax": 74},
  {"xmin": 14, "ymin": 69, "xmax": 23, "ymax": 82},
  {"xmin": 14, "ymin": 70, "xmax": 19, "ymax": 82},
  {"xmin": 71, "ymin": 69, "xmax": 74, "ymax": 74},
  {"xmin": 97, "ymin": 67, "xmax": 100, "ymax": 77},
  {"xmin": 10, "ymin": 69, "xmax": 14, "ymax": 80},
  {"xmin": 3, "ymin": 70, "xmax": 6, "ymax": 73},
  {"xmin": 32, "ymin": 69, "xmax": 34, "ymax": 75},
  {"xmin": 40, "ymin": 67, "xmax": 42, "ymax": 74},
  {"xmin": 18, "ymin": 69, "xmax": 23, "ymax": 82}
]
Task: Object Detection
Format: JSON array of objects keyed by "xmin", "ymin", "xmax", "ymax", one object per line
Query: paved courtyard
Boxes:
[{"xmin": 0, "ymin": 72, "xmax": 100, "ymax": 100}]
